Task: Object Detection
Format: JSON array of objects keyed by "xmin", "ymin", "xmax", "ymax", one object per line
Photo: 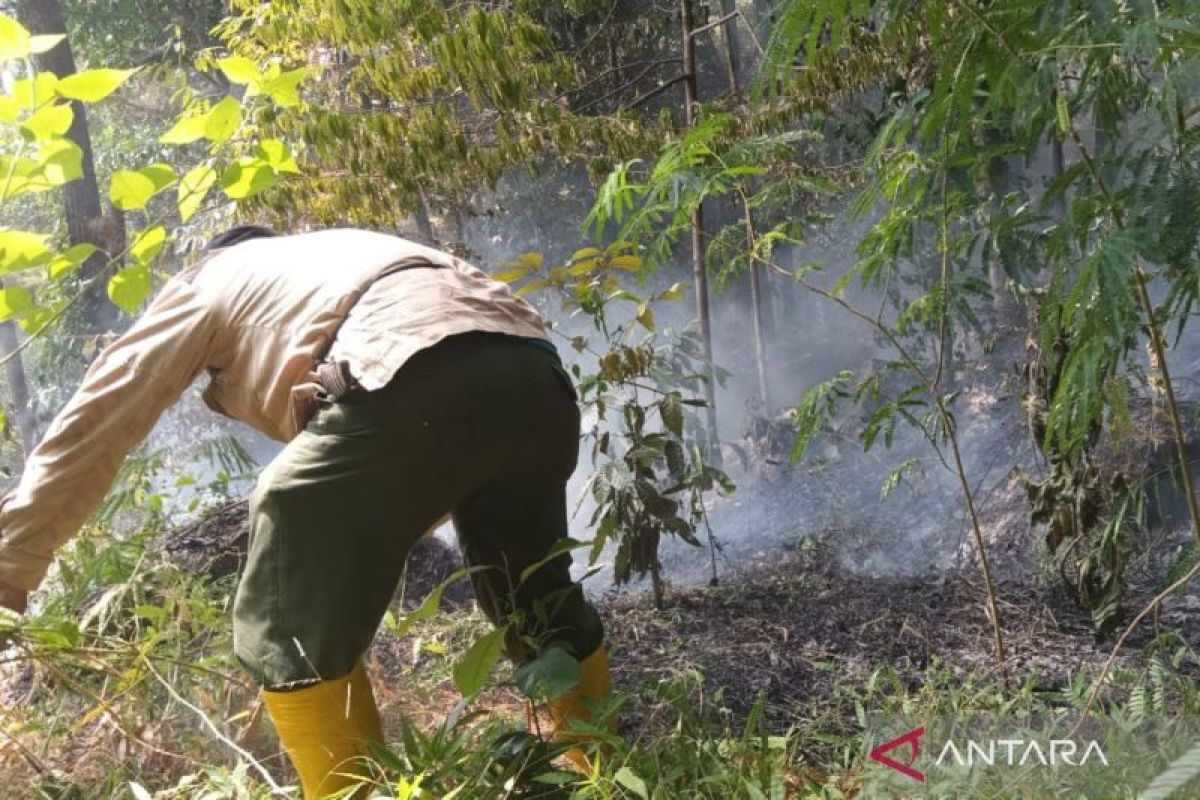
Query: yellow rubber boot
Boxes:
[
  {"xmin": 547, "ymin": 645, "xmax": 616, "ymax": 773},
  {"xmin": 261, "ymin": 661, "xmax": 383, "ymax": 799}
]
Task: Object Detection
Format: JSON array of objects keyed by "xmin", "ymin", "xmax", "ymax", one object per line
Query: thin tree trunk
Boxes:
[
  {"xmin": 742, "ymin": 199, "xmax": 771, "ymax": 411},
  {"xmin": 413, "ymin": 193, "xmax": 436, "ymax": 244},
  {"xmin": 17, "ymin": 0, "xmax": 120, "ymax": 333},
  {"xmin": 719, "ymin": 0, "xmax": 741, "ymax": 95},
  {"xmin": 1051, "ymin": 136, "xmax": 1066, "ymax": 221},
  {"xmin": 681, "ymin": 0, "xmax": 720, "ymax": 455},
  {"xmin": 0, "ymin": 319, "xmax": 39, "ymax": 457}
]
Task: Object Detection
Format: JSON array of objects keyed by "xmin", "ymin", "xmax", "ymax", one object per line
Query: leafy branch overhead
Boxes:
[{"xmin": 0, "ymin": 11, "xmax": 308, "ymax": 320}]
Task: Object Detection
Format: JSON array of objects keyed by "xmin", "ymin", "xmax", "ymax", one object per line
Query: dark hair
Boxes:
[{"xmin": 203, "ymin": 225, "xmax": 281, "ymax": 251}]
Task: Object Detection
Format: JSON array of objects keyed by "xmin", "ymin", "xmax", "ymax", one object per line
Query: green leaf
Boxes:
[
  {"xmin": 108, "ymin": 169, "xmax": 157, "ymax": 211},
  {"xmin": 514, "ymin": 645, "xmax": 581, "ymax": 701},
  {"xmin": 20, "ymin": 103, "xmax": 72, "ymax": 141},
  {"xmin": 107, "ymin": 263, "xmax": 151, "ymax": 315},
  {"xmin": 37, "ymin": 139, "xmax": 83, "ymax": 186},
  {"xmin": 204, "ymin": 96, "xmax": 242, "ymax": 143},
  {"xmin": 660, "ymin": 392, "xmax": 683, "ymax": 436},
  {"xmin": 217, "ymin": 55, "xmax": 261, "ymax": 87},
  {"xmin": 56, "ymin": 68, "xmax": 135, "ymax": 102},
  {"xmin": 658, "ymin": 282, "xmax": 686, "ymax": 301},
  {"xmin": 0, "ymin": 14, "xmax": 31, "ymax": 61},
  {"xmin": 635, "ymin": 302, "xmax": 655, "ymax": 331},
  {"xmin": 139, "ymin": 163, "xmax": 176, "ymax": 193},
  {"xmin": 47, "ymin": 243, "xmax": 97, "ymax": 280},
  {"xmin": 257, "ymin": 66, "xmax": 308, "ymax": 107},
  {"xmin": 0, "ymin": 230, "xmax": 50, "ymax": 272},
  {"xmin": 256, "ymin": 139, "xmax": 301, "ymax": 174},
  {"xmin": 1055, "ymin": 90, "xmax": 1070, "ymax": 136},
  {"xmin": 518, "ymin": 538, "xmax": 589, "ymax": 585},
  {"xmin": 453, "ymin": 627, "xmax": 506, "ymax": 697},
  {"xmin": 18, "ymin": 302, "xmax": 57, "ymax": 334},
  {"xmin": 614, "ymin": 768, "xmax": 649, "ymax": 799},
  {"xmin": 129, "ymin": 226, "xmax": 166, "ymax": 265},
  {"xmin": 0, "ymin": 285, "xmax": 32, "ymax": 320},
  {"xmin": 109, "ymin": 164, "xmax": 175, "ymax": 211},
  {"xmin": 220, "ymin": 159, "xmax": 278, "ymax": 199},
  {"xmin": 177, "ymin": 163, "xmax": 217, "ymax": 222},
  {"xmin": 0, "ymin": 95, "xmax": 19, "ymax": 123},
  {"xmin": 11, "ymin": 73, "xmax": 58, "ymax": 109},
  {"xmin": 159, "ymin": 112, "xmax": 209, "ymax": 145}
]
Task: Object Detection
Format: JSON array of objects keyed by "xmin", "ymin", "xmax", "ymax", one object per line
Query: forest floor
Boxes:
[
  {"xmin": 159, "ymin": 466, "xmax": 1200, "ymax": 734},
  {"xmin": 6, "ymin": 479, "xmax": 1200, "ymax": 797}
]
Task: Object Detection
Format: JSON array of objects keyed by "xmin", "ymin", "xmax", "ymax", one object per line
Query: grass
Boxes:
[{"xmin": 4, "ymin": 511, "xmax": 1200, "ymax": 798}]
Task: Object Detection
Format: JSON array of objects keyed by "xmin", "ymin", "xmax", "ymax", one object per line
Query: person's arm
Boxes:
[{"xmin": 0, "ymin": 276, "xmax": 217, "ymax": 595}]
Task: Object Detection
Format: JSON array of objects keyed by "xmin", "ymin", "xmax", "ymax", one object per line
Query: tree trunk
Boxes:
[
  {"xmin": 681, "ymin": 0, "xmax": 720, "ymax": 455},
  {"xmin": 1051, "ymin": 136, "xmax": 1066, "ymax": 221},
  {"xmin": 719, "ymin": 0, "xmax": 741, "ymax": 95},
  {"xmin": 0, "ymin": 319, "xmax": 39, "ymax": 457},
  {"xmin": 743, "ymin": 205, "xmax": 771, "ymax": 412},
  {"xmin": 413, "ymin": 193, "xmax": 436, "ymax": 245},
  {"xmin": 17, "ymin": 0, "xmax": 121, "ymax": 333}
]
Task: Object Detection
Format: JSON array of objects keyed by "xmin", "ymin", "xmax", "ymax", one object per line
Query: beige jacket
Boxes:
[{"xmin": 0, "ymin": 229, "xmax": 548, "ymax": 591}]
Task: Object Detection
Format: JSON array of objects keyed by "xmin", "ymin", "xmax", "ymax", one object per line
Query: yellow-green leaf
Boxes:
[
  {"xmin": 47, "ymin": 243, "xmax": 97, "ymax": 280},
  {"xmin": 515, "ymin": 278, "xmax": 550, "ymax": 297},
  {"xmin": 220, "ymin": 159, "xmax": 278, "ymax": 199},
  {"xmin": 56, "ymin": 68, "xmax": 135, "ymax": 102},
  {"xmin": 492, "ymin": 268, "xmax": 532, "ymax": 283},
  {"xmin": 20, "ymin": 103, "xmax": 72, "ymax": 141},
  {"xmin": 204, "ymin": 96, "xmax": 241, "ymax": 143},
  {"xmin": 566, "ymin": 257, "xmax": 602, "ymax": 276},
  {"xmin": 1055, "ymin": 91, "xmax": 1070, "ymax": 136},
  {"xmin": 11, "ymin": 73, "xmax": 58, "ymax": 110},
  {"xmin": 107, "ymin": 263, "xmax": 151, "ymax": 315},
  {"xmin": 109, "ymin": 169, "xmax": 157, "ymax": 211},
  {"xmin": 571, "ymin": 247, "xmax": 602, "ymax": 261},
  {"xmin": 0, "ymin": 230, "xmax": 50, "ymax": 272},
  {"xmin": 508, "ymin": 251, "xmax": 543, "ymax": 270},
  {"xmin": 18, "ymin": 302, "xmax": 57, "ymax": 334},
  {"xmin": 258, "ymin": 66, "xmax": 308, "ymax": 108},
  {"xmin": 159, "ymin": 112, "xmax": 209, "ymax": 145},
  {"xmin": 177, "ymin": 163, "xmax": 217, "ymax": 221},
  {"xmin": 636, "ymin": 302, "xmax": 655, "ymax": 331},
  {"xmin": 32, "ymin": 139, "xmax": 82, "ymax": 188},
  {"xmin": 609, "ymin": 254, "xmax": 643, "ymax": 271},
  {"xmin": 0, "ymin": 95, "xmax": 19, "ymax": 122},
  {"xmin": 139, "ymin": 163, "xmax": 175, "ymax": 193},
  {"xmin": 129, "ymin": 226, "xmax": 165, "ymax": 265},
  {"xmin": 0, "ymin": 285, "xmax": 31, "ymax": 320},
  {"xmin": 217, "ymin": 55, "xmax": 261, "ymax": 87},
  {"xmin": 658, "ymin": 282, "xmax": 686, "ymax": 301},
  {"xmin": 0, "ymin": 14, "xmax": 31, "ymax": 61},
  {"xmin": 257, "ymin": 139, "xmax": 301, "ymax": 174}
]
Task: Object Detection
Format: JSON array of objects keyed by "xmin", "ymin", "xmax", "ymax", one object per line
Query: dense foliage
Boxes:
[{"xmin": 3, "ymin": 0, "xmax": 1200, "ymax": 797}]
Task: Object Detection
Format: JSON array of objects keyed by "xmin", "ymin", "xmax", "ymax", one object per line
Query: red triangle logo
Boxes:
[{"xmin": 869, "ymin": 726, "xmax": 926, "ymax": 782}]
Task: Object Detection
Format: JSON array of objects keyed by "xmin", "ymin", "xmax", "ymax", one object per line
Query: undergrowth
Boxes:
[{"xmin": 3, "ymin": 498, "xmax": 1200, "ymax": 799}]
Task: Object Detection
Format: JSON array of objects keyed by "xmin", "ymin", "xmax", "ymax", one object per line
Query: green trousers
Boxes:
[{"xmin": 232, "ymin": 332, "xmax": 604, "ymax": 688}]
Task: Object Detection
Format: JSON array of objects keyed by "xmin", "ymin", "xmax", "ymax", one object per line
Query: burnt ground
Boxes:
[{"xmin": 157, "ymin": 497, "xmax": 1200, "ymax": 741}]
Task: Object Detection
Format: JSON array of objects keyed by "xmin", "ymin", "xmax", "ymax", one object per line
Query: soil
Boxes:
[{"xmin": 157, "ymin": 494, "xmax": 1200, "ymax": 741}]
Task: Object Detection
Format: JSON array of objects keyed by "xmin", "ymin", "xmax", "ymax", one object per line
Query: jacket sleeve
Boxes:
[{"xmin": 0, "ymin": 276, "xmax": 216, "ymax": 592}]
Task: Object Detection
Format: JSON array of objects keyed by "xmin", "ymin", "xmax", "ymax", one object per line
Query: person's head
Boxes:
[{"xmin": 203, "ymin": 225, "xmax": 281, "ymax": 252}]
